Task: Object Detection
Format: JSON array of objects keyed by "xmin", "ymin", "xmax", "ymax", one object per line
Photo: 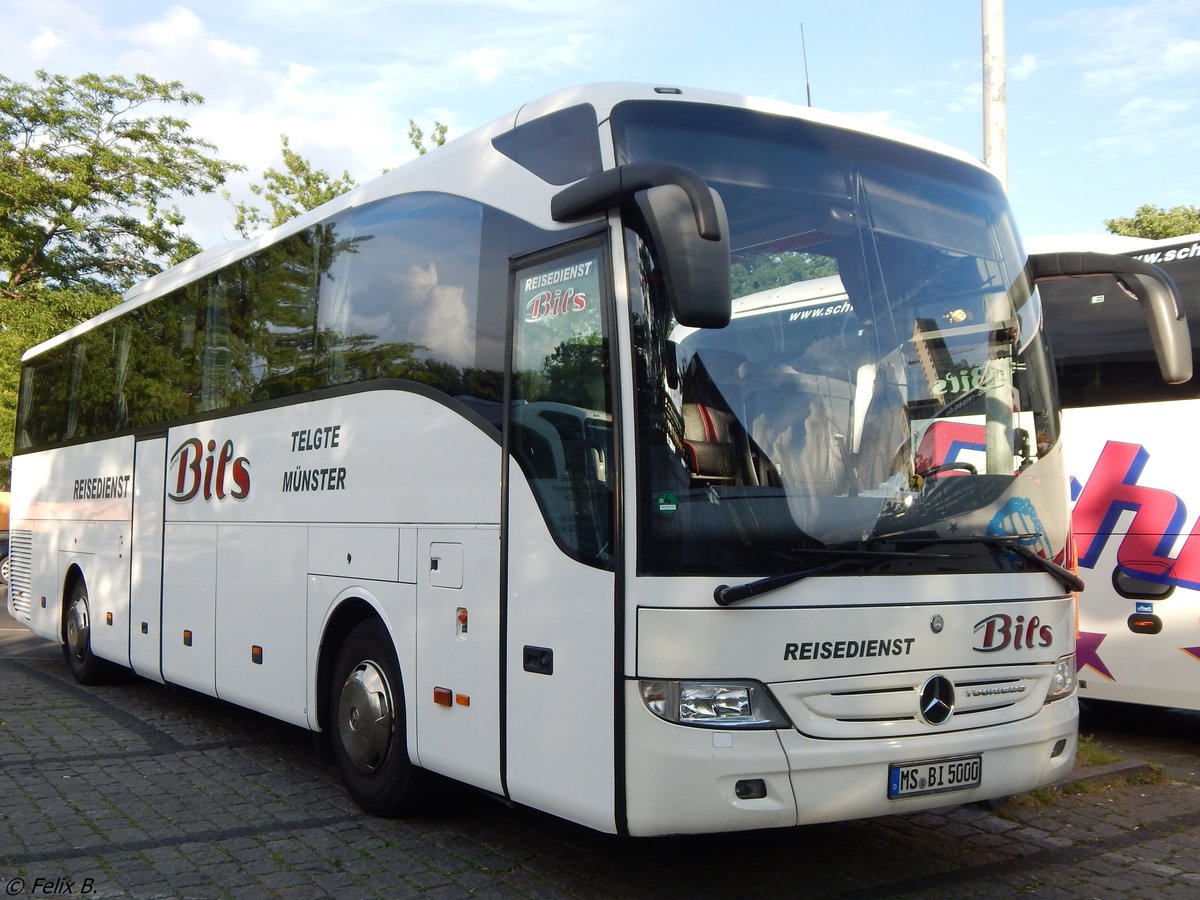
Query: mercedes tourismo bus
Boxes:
[
  {"xmin": 1038, "ymin": 234, "xmax": 1200, "ymax": 711},
  {"xmin": 6, "ymin": 84, "xmax": 1190, "ymax": 835}
]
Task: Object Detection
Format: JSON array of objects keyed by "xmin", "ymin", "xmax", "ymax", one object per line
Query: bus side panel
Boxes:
[
  {"xmin": 1068, "ymin": 402, "xmax": 1200, "ymax": 710},
  {"xmin": 161, "ymin": 523, "xmax": 217, "ymax": 696},
  {"xmin": 215, "ymin": 524, "xmax": 309, "ymax": 728},
  {"xmin": 413, "ymin": 525, "xmax": 502, "ymax": 793},
  {"xmin": 10, "ymin": 440, "xmax": 135, "ymax": 650},
  {"xmin": 130, "ymin": 436, "xmax": 167, "ymax": 682},
  {"xmin": 305, "ymin": 575, "xmax": 418, "ymax": 737},
  {"xmin": 75, "ymin": 519, "xmax": 132, "ymax": 668}
]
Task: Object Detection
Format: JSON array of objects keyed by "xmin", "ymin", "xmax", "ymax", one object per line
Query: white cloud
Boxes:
[
  {"xmin": 452, "ymin": 47, "xmax": 511, "ymax": 85},
  {"xmin": 451, "ymin": 29, "xmax": 594, "ymax": 86},
  {"xmin": 1010, "ymin": 53, "xmax": 1037, "ymax": 80},
  {"xmin": 1161, "ymin": 38, "xmax": 1200, "ymax": 74},
  {"xmin": 947, "ymin": 81, "xmax": 982, "ymax": 115},
  {"xmin": 1043, "ymin": 2, "xmax": 1200, "ymax": 95},
  {"xmin": 404, "ymin": 263, "xmax": 474, "ymax": 367},
  {"xmin": 29, "ymin": 27, "xmax": 61, "ymax": 59},
  {"xmin": 1118, "ymin": 94, "xmax": 1192, "ymax": 125},
  {"xmin": 116, "ymin": 6, "xmax": 266, "ymax": 103}
]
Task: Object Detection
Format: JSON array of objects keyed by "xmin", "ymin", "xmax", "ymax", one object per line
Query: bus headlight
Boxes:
[
  {"xmin": 639, "ymin": 679, "xmax": 790, "ymax": 729},
  {"xmin": 1046, "ymin": 654, "xmax": 1077, "ymax": 702}
]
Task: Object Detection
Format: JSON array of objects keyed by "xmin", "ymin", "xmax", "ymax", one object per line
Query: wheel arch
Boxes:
[
  {"xmin": 315, "ymin": 595, "xmax": 388, "ymax": 739},
  {"xmin": 59, "ymin": 562, "xmax": 86, "ymax": 643}
]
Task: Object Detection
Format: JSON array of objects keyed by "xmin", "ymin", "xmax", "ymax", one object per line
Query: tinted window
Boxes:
[
  {"xmin": 317, "ymin": 193, "xmax": 505, "ymax": 408},
  {"xmin": 124, "ymin": 287, "xmax": 204, "ymax": 425},
  {"xmin": 492, "ymin": 104, "xmax": 602, "ymax": 186},
  {"xmin": 510, "ymin": 243, "xmax": 614, "ymax": 567},
  {"xmin": 202, "ymin": 231, "xmax": 318, "ymax": 408},
  {"xmin": 16, "ymin": 194, "xmax": 525, "ymax": 451}
]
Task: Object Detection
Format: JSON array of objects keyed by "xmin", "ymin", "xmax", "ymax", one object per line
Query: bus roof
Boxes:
[{"xmin": 1026, "ymin": 232, "xmax": 1200, "ymax": 256}]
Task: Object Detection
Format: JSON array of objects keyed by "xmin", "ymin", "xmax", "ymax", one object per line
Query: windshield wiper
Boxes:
[
  {"xmin": 874, "ymin": 533, "xmax": 1085, "ymax": 594},
  {"xmin": 713, "ymin": 547, "xmax": 950, "ymax": 606}
]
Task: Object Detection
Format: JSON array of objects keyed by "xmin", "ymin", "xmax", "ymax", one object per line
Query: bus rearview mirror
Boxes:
[
  {"xmin": 1028, "ymin": 251, "xmax": 1193, "ymax": 384},
  {"xmin": 552, "ymin": 162, "xmax": 732, "ymax": 329},
  {"xmin": 635, "ymin": 183, "xmax": 731, "ymax": 329}
]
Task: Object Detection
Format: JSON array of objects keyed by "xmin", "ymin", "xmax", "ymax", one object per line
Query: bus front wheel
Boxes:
[
  {"xmin": 329, "ymin": 619, "xmax": 431, "ymax": 815},
  {"xmin": 62, "ymin": 580, "xmax": 113, "ymax": 684}
]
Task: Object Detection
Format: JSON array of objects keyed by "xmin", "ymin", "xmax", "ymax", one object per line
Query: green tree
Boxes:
[
  {"xmin": 226, "ymin": 134, "xmax": 359, "ymax": 238},
  {"xmin": 542, "ymin": 332, "xmax": 608, "ymax": 411},
  {"xmin": 230, "ymin": 121, "xmax": 448, "ymax": 238},
  {"xmin": 407, "ymin": 119, "xmax": 448, "ymax": 156},
  {"xmin": 731, "ymin": 252, "xmax": 838, "ymax": 297},
  {"xmin": 1, "ymin": 70, "xmax": 242, "ymax": 296},
  {"xmin": 1105, "ymin": 204, "xmax": 1200, "ymax": 240}
]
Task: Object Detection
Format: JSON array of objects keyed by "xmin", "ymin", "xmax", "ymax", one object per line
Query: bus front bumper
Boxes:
[{"xmin": 622, "ymin": 681, "xmax": 1077, "ymax": 836}]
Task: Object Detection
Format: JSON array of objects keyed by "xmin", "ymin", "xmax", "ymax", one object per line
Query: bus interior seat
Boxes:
[
  {"xmin": 682, "ymin": 402, "xmax": 741, "ymax": 484},
  {"xmin": 732, "ymin": 358, "xmax": 854, "ymax": 494},
  {"xmin": 510, "ymin": 410, "xmax": 564, "ymax": 480},
  {"xmin": 854, "ymin": 362, "xmax": 910, "ymax": 488},
  {"xmin": 743, "ymin": 383, "xmax": 851, "ymax": 493},
  {"xmin": 680, "ymin": 349, "xmax": 752, "ymax": 486}
]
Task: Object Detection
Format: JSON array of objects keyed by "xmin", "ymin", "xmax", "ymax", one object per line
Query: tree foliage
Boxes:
[
  {"xmin": 1104, "ymin": 204, "xmax": 1200, "ymax": 240},
  {"xmin": 408, "ymin": 119, "xmax": 448, "ymax": 156},
  {"xmin": 228, "ymin": 120, "xmax": 448, "ymax": 239},
  {"xmin": 731, "ymin": 252, "xmax": 838, "ymax": 298},
  {"xmin": 1, "ymin": 70, "xmax": 242, "ymax": 296},
  {"xmin": 226, "ymin": 135, "xmax": 359, "ymax": 238}
]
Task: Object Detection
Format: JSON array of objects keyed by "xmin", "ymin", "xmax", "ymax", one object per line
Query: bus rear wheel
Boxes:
[
  {"xmin": 329, "ymin": 619, "xmax": 431, "ymax": 815},
  {"xmin": 62, "ymin": 580, "xmax": 113, "ymax": 684}
]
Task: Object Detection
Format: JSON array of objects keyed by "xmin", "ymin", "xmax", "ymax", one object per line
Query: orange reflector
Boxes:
[
  {"xmin": 455, "ymin": 693, "xmax": 470, "ymax": 707},
  {"xmin": 105, "ymin": 612, "xmax": 113, "ymax": 625},
  {"xmin": 433, "ymin": 686, "xmax": 453, "ymax": 706},
  {"xmin": 251, "ymin": 645, "xmax": 263, "ymax": 664},
  {"xmin": 183, "ymin": 629, "xmax": 193, "ymax": 647},
  {"xmin": 1126, "ymin": 612, "xmax": 1164, "ymax": 635}
]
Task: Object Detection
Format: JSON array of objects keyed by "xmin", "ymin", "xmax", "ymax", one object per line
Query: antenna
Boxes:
[{"xmin": 801, "ymin": 23, "xmax": 812, "ymax": 106}]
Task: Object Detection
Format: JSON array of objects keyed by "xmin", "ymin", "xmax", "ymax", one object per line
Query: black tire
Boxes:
[
  {"xmin": 329, "ymin": 619, "xmax": 432, "ymax": 815},
  {"xmin": 0, "ymin": 553, "xmax": 9, "ymax": 585},
  {"xmin": 62, "ymin": 579, "xmax": 114, "ymax": 685}
]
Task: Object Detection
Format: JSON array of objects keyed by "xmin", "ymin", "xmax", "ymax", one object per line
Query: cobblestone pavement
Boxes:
[{"xmin": 3, "ymin": 608, "xmax": 1200, "ymax": 898}]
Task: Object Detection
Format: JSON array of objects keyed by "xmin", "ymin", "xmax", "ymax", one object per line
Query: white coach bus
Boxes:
[
  {"xmin": 1038, "ymin": 234, "xmax": 1200, "ymax": 711},
  {"xmin": 6, "ymin": 84, "xmax": 1190, "ymax": 835}
]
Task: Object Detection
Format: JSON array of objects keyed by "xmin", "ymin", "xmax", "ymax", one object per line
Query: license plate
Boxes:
[{"xmin": 888, "ymin": 754, "xmax": 982, "ymax": 799}]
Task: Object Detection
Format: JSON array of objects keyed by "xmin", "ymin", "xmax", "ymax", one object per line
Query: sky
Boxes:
[{"xmin": 3, "ymin": 0, "xmax": 1199, "ymax": 249}]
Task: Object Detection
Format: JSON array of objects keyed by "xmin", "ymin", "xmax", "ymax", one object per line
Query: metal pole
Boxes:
[{"xmin": 982, "ymin": 0, "xmax": 1007, "ymax": 190}]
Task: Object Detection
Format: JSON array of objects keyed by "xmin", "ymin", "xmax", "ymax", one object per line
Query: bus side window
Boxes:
[
  {"xmin": 1042, "ymin": 274, "xmax": 1200, "ymax": 408},
  {"xmin": 315, "ymin": 193, "xmax": 492, "ymax": 402}
]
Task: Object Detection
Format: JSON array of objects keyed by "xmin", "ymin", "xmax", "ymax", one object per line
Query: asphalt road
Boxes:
[{"xmin": 3, "ymin": 601, "xmax": 1200, "ymax": 899}]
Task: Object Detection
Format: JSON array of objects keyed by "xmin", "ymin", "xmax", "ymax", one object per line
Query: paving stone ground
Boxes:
[{"xmin": 3, "ymin": 608, "xmax": 1200, "ymax": 898}]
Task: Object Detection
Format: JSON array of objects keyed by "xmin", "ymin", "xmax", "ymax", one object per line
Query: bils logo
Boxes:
[
  {"xmin": 525, "ymin": 287, "xmax": 588, "ymax": 322},
  {"xmin": 973, "ymin": 613, "xmax": 1052, "ymax": 652},
  {"xmin": 932, "ymin": 361, "xmax": 1010, "ymax": 398},
  {"xmin": 169, "ymin": 437, "xmax": 251, "ymax": 503}
]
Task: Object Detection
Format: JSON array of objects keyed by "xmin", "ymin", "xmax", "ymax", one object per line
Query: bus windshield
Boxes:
[{"xmin": 616, "ymin": 101, "xmax": 1061, "ymax": 576}]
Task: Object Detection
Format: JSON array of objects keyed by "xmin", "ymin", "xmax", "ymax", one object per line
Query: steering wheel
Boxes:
[{"xmin": 917, "ymin": 462, "xmax": 978, "ymax": 477}]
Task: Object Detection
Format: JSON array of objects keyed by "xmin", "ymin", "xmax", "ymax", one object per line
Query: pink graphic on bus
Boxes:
[{"xmin": 1072, "ymin": 441, "xmax": 1200, "ymax": 591}]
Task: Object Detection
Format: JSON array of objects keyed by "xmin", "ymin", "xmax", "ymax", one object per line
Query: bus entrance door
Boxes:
[{"xmin": 129, "ymin": 435, "xmax": 166, "ymax": 682}]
